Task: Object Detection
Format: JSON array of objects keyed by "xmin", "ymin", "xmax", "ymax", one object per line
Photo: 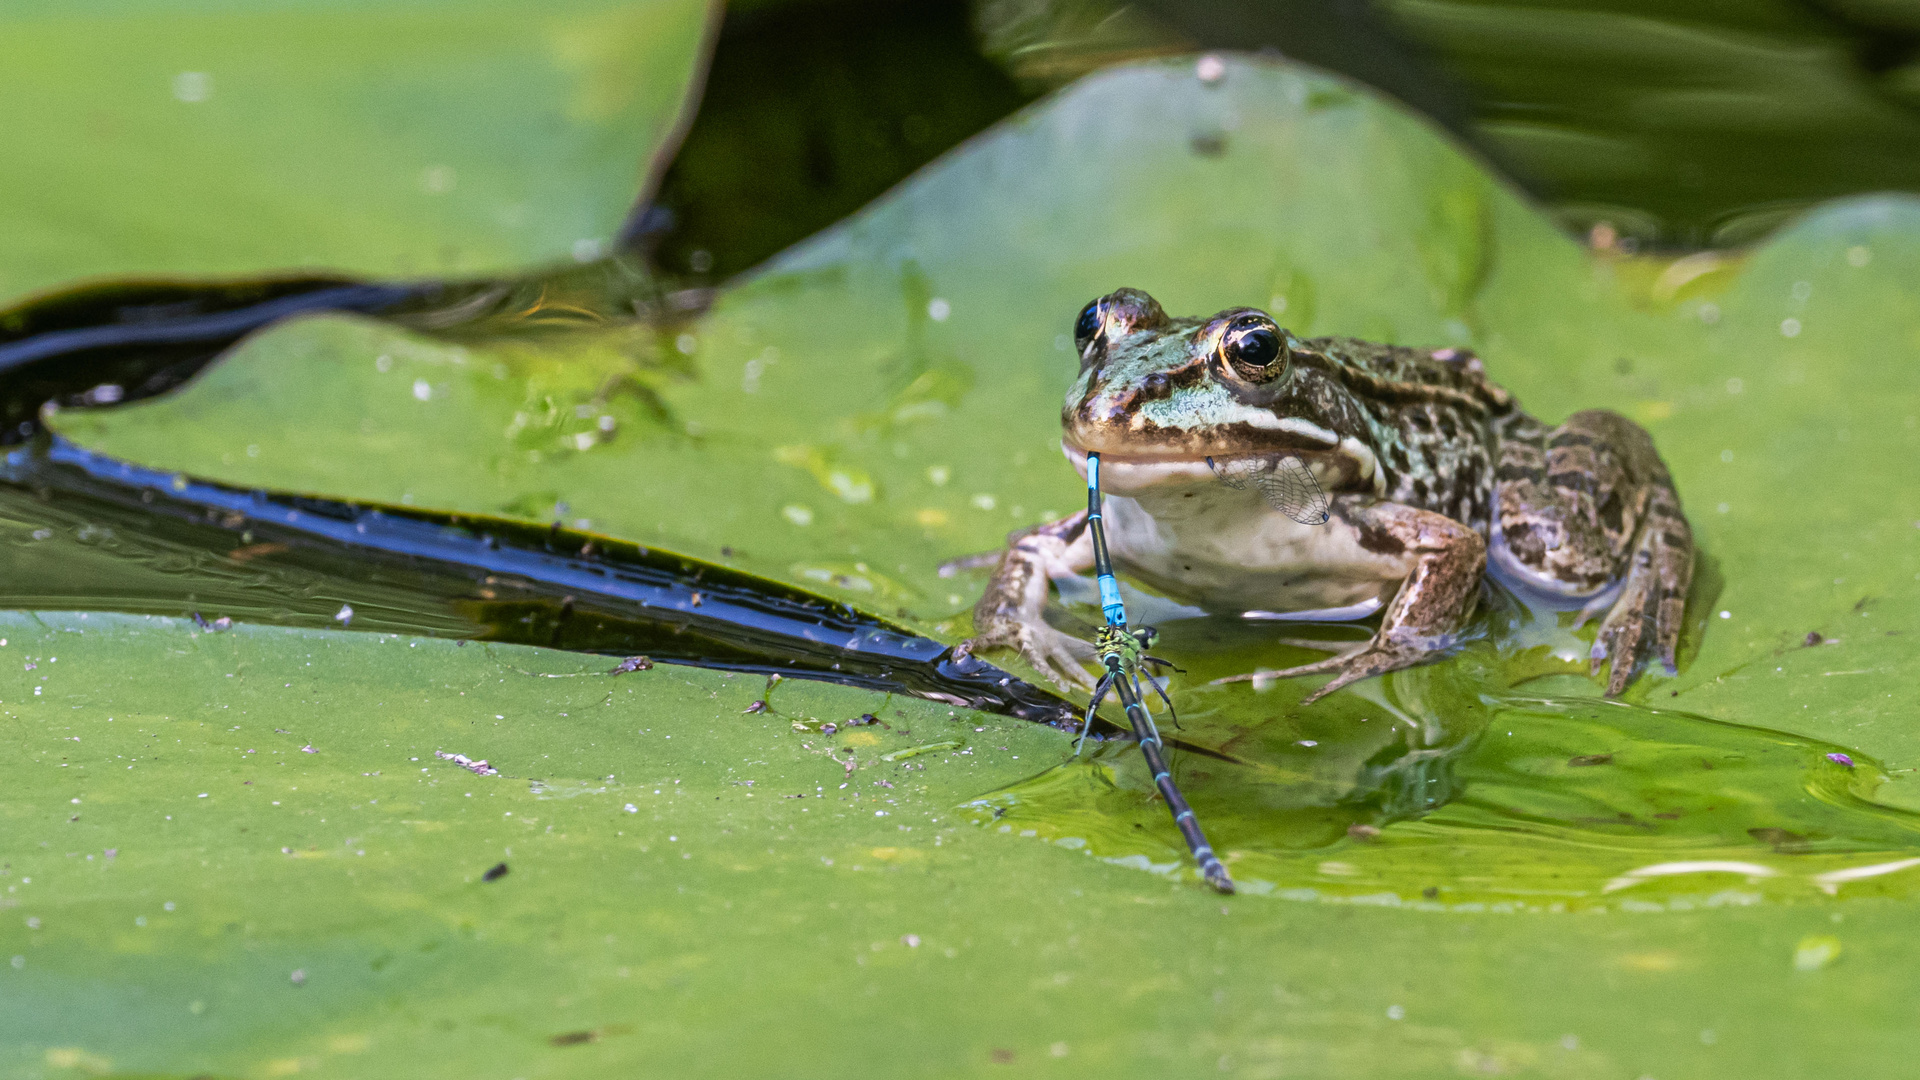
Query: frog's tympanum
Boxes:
[{"xmin": 962, "ymin": 289, "xmax": 1693, "ymax": 703}]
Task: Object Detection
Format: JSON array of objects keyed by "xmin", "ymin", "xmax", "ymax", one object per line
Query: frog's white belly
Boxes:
[{"xmin": 1101, "ymin": 489, "xmax": 1411, "ymax": 617}]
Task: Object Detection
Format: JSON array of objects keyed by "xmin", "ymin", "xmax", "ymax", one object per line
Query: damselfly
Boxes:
[
  {"xmin": 1079, "ymin": 452, "xmax": 1234, "ymax": 894},
  {"xmin": 1204, "ymin": 453, "xmax": 1331, "ymax": 525}
]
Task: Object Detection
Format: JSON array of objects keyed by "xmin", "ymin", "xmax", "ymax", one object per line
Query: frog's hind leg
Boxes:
[{"xmin": 1491, "ymin": 409, "xmax": 1693, "ymax": 695}]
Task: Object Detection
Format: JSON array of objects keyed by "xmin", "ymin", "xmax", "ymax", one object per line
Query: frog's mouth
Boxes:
[
  {"xmin": 1058, "ymin": 440, "xmax": 1229, "ymax": 494},
  {"xmin": 1060, "ymin": 438, "xmax": 1359, "ymax": 496}
]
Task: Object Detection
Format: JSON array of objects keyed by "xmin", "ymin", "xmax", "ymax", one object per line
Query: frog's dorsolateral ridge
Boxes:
[{"xmin": 962, "ymin": 288, "xmax": 1693, "ymax": 702}]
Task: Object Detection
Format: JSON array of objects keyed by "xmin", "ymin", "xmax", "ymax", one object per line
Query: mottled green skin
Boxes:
[
  {"xmin": 1062, "ymin": 289, "xmax": 1516, "ymax": 530},
  {"xmin": 965, "ymin": 289, "xmax": 1694, "ymax": 700}
]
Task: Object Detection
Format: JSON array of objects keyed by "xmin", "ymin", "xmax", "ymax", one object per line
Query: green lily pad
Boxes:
[
  {"xmin": 30, "ymin": 54, "xmax": 1920, "ymax": 1073},
  {"xmin": 0, "ymin": 0, "xmax": 713, "ymax": 304}
]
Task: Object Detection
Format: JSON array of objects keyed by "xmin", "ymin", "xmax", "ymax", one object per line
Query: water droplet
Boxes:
[
  {"xmin": 1793, "ymin": 935, "xmax": 1841, "ymax": 971},
  {"xmin": 420, "ymin": 165, "xmax": 456, "ymax": 195},
  {"xmin": 172, "ymin": 72, "xmax": 211, "ymax": 103}
]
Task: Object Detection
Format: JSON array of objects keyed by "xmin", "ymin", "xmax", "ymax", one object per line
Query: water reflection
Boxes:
[{"xmin": 973, "ymin": 589, "xmax": 1920, "ymax": 907}]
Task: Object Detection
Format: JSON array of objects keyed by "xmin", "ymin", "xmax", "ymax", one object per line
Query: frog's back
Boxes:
[{"xmin": 1291, "ymin": 337, "xmax": 1521, "ymax": 529}]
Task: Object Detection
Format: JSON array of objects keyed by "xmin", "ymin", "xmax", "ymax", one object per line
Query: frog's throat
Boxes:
[{"xmin": 1059, "ymin": 439, "xmax": 1382, "ymax": 497}]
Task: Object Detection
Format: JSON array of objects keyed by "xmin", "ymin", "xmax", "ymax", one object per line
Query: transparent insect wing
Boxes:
[
  {"xmin": 1207, "ymin": 454, "xmax": 1330, "ymax": 525},
  {"xmin": 1260, "ymin": 455, "xmax": 1331, "ymax": 524}
]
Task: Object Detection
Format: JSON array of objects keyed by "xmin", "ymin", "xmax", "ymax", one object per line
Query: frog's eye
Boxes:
[
  {"xmin": 1222, "ymin": 316, "xmax": 1287, "ymax": 374},
  {"xmin": 1073, "ymin": 298, "xmax": 1106, "ymax": 349}
]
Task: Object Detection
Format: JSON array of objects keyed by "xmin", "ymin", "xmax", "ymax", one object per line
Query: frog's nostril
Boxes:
[{"xmin": 1142, "ymin": 372, "xmax": 1170, "ymax": 395}]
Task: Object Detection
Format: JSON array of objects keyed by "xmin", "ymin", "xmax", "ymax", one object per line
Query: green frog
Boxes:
[{"xmin": 958, "ymin": 288, "xmax": 1694, "ymax": 703}]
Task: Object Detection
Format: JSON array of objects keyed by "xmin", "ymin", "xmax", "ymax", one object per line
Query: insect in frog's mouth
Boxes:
[
  {"xmin": 1059, "ymin": 436, "xmax": 1343, "ymax": 495},
  {"xmin": 1059, "ymin": 440, "xmax": 1214, "ymax": 491}
]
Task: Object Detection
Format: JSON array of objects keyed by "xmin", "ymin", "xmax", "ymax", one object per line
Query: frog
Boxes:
[{"xmin": 955, "ymin": 288, "xmax": 1694, "ymax": 703}]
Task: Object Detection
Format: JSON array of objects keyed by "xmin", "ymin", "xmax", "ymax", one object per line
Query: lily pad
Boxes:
[
  {"xmin": 0, "ymin": 0, "xmax": 714, "ymax": 304},
  {"xmin": 27, "ymin": 54, "xmax": 1920, "ymax": 1074}
]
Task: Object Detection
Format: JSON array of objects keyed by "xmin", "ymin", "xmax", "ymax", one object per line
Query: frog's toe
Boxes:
[
  {"xmin": 1590, "ymin": 579, "xmax": 1657, "ymax": 697},
  {"xmin": 1211, "ymin": 638, "xmax": 1418, "ymax": 701},
  {"xmin": 1016, "ymin": 625, "xmax": 1099, "ymax": 692},
  {"xmin": 960, "ymin": 621, "xmax": 1095, "ymax": 691},
  {"xmin": 1207, "ymin": 651, "xmax": 1349, "ymax": 687}
]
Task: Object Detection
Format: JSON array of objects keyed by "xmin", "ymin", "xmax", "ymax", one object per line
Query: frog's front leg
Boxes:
[
  {"xmin": 951, "ymin": 511, "xmax": 1101, "ymax": 690},
  {"xmin": 1491, "ymin": 409, "xmax": 1693, "ymax": 695},
  {"xmin": 1231, "ymin": 498, "xmax": 1486, "ymax": 703}
]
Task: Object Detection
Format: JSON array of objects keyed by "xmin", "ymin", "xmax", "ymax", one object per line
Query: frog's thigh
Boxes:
[{"xmin": 1491, "ymin": 410, "xmax": 1650, "ymax": 598}]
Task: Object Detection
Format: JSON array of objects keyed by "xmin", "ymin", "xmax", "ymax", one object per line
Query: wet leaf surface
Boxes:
[
  {"xmin": 0, "ymin": 0, "xmax": 712, "ymax": 304},
  {"xmin": 29, "ymin": 56, "xmax": 1920, "ymax": 1074}
]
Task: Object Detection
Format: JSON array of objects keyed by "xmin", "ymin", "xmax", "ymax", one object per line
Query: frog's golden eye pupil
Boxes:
[
  {"xmin": 1227, "ymin": 326, "xmax": 1282, "ymax": 368},
  {"xmin": 1074, "ymin": 299, "xmax": 1104, "ymax": 347}
]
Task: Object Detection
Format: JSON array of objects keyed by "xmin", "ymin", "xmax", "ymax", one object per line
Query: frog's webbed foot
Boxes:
[
  {"xmin": 1586, "ymin": 499, "xmax": 1693, "ymax": 696},
  {"xmin": 956, "ymin": 510, "xmax": 1100, "ymax": 692},
  {"xmin": 961, "ymin": 615, "xmax": 1101, "ymax": 692}
]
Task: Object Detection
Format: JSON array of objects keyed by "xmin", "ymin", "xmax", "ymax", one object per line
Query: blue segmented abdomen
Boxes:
[{"xmin": 1097, "ymin": 574, "xmax": 1125, "ymax": 624}]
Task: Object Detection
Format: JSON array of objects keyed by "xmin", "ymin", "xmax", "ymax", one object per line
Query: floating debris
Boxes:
[
  {"xmin": 436, "ymin": 750, "xmax": 498, "ymax": 776},
  {"xmin": 609, "ymin": 655, "xmax": 654, "ymax": 675},
  {"xmin": 1828, "ymin": 752, "xmax": 1855, "ymax": 768},
  {"xmin": 482, "ymin": 862, "xmax": 509, "ymax": 882},
  {"xmin": 881, "ymin": 740, "xmax": 963, "ymax": 763}
]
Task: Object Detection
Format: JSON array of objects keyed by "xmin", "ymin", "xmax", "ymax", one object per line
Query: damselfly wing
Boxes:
[{"xmin": 1205, "ymin": 454, "xmax": 1331, "ymax": 525}]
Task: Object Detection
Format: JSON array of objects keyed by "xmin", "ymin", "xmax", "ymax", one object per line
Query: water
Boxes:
[{"xmin": 970, "ymin": 598, "xmax": 1920, "ymax": 907}]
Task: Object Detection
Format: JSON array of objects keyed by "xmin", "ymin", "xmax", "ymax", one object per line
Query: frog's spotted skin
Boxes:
[{"xmin": 959, "ymin": 288, "xmax": 1693, "ymax": 701}]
